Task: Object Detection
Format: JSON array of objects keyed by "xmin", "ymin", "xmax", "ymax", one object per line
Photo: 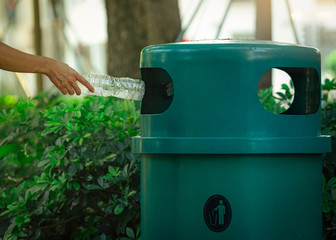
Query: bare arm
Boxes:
[{"xmin": 0, "ymin": 42, "xmax": 94, "ymax": 95}]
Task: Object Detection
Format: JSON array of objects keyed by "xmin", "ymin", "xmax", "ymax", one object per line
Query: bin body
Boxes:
[
  {"xmin": 132, "ymin": 40, "xmax": 331, "ymax": 240},
  {"xmin": 141, "ymin": 154, "xmax": 321, "ymax": 240}
]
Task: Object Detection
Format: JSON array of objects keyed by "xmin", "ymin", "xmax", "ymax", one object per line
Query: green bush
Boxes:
[
  {"xmin": 326, "ymin": 51, "xmax": 336, "ymax": 77},
  {"xmin": 257, "ymin": 82, "xmax": 294, "ymax": 114},
  {"xmin": 0, "ymin": 93, "xmax": 141, "ymax": 240},
  {"xmin": 1, "ymin": 78, "xmax": 336, "ymax": 239},
  {"xmin": 321, "ymin": 79, "xmax": 336, "ymax": 240}
]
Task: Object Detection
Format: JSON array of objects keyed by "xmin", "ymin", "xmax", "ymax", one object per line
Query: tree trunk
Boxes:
[
  {"xmin": 105, "ymin": 0, "xmax": 181, "ymax": 79},
  {"xmin": 144, "ymin": 0, "xmax": 181, "ymax": 45},
  {"xmin": 33, "ymin": 0, "xmax": 43, "ymax": 93},
  {"xmin": 255, "ymin": 0, "xmax": 272, "ymax": 91},
  {"xmin": 255, "ymin": 0, "xmax": 272, "ymax": 41}
]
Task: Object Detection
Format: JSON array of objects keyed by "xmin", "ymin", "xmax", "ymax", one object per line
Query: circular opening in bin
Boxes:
[{"xmin": 258, "ymin": 68, "xmax": 295, "ymax": 114}]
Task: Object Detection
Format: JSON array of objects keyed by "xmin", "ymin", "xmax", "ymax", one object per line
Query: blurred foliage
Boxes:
[
  {"xmin": 321, "ymin": 79, "xmax": 336, "ymax": 240},
  {"xmin": 1, "ymin": 77, "xmax": 336, "ymax": 239},
  {"xmin": 0, "ymin": 93, "xmax": 141, "ymax": 240},
  {"xmin": 258, "ymin": 81, "xmax": 294, "ymax": 114},
  {"xmin": 326, "ymin": 51, "xmax": 336, "ymax": 78}
]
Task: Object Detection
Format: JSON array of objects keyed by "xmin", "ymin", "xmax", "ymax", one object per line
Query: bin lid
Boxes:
[{"xmin": 133, "ymin": 40, "xmax": 331, "ymax": 154}]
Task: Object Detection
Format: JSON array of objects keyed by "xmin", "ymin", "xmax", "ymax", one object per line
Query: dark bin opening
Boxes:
[
  {"xmin": 140, "ymin": 68, "xmax": 174, "ymax": 114},
  {"xmin": 258, "ymin": 67, "xmax": 320, "ymax": 115},
  {"xmin": 280, "ymin": 67, "xmax": 320, "ymax": 115}
]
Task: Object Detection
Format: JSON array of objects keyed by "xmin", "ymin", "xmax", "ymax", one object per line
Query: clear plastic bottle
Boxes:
[{"xmin": 81, "ymin": 73, "xmax": 145, "ymax": 101}]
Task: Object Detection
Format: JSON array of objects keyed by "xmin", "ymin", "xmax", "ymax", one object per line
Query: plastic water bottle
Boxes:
[{"xmin": 81, "ymin": 73, "xmax": 145, "ymax": 101}]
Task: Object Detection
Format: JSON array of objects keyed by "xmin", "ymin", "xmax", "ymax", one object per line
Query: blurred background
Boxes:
[{"xmin": 0, "ymin": 0, "xmax": 336, "ymax": 97}]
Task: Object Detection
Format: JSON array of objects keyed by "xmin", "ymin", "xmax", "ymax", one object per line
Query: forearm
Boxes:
[
  {"xmin": 0, "ymin": 42, "xmax": 48, "ymax": 74},
  {"xmin": 0, "ymin": 42, "xmax": 94, "ymax": 95}
]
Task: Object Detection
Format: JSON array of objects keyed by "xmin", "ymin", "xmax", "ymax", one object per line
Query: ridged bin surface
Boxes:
[{"xmin": 132, "ymin": 40, "xmax": 331, "ymax": 240}]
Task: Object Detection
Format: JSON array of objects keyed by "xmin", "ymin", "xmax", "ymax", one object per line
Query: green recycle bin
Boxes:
[{"xmin": 132, "ymin": 40, "xmax": 331, "ymax": 240}]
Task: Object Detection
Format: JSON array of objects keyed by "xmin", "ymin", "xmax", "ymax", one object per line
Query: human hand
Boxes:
[{"xmin": 40, "ymin": 57, "xmax": 95, "ymax": 95}]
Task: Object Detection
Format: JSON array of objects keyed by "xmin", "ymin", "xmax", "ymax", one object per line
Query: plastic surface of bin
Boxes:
[{"xmin": 132, "ymin": 40, "xmax": 331, "ymax": 240}]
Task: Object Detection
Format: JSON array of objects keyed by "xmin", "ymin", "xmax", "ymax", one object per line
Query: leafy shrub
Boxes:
[
  {"xmin": 0, "ymin": 93, "xmax": 141, "ymax": 240},
  {"xmin": 321, "ymin": 79, "xmax": 336, "ymax": 240},
  {"xmin": 258, "ymin": 82, "xmax": 294, "ymax": 114},
  {"xmin": 326, "ymin": 51, "xmax": 336, "ymax": 77},
  {"xmin": 1, "ymin": 78, "xmax": 336, "ymax": 240}
]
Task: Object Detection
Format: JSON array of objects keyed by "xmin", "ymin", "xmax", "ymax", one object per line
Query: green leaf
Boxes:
[
  {"xmin": 126, "ymin": 227, "xmax": 135, "ymax": 239},
  {"xmin": 27, "ymin": 184, "xmax": 48, "ymax": 195},
  {"xmin": 68, "ymin": 165, "xmax": 77, "ymax": 177},
  {"xmin": 136, "ymin": 224, "xmax": 141, "ymax": 238},
  {"xmin": 57, "ymin": 103, "xmax": 66, "ymax": 111},
  {"xmin": 127, "ymin": 190, "xmax": 136, "ymax": 198},
  {"xmin": 103, "ymin": 153, "xmax": 117, "ymax": 162},
  {"xmin": 59, "ymin": 172, "xmax": 67, "ymax": 183},
  {"xmin": 44, "ymin": 121, "xmax": 63, "ymax": 127},
  {"xmin": 66, "ymin": 122, "xmax": 73, "ymax": 130},
  {"xmin": 87, "ymin": 184, "xmax": 101, "ymax": 190},
  {"xmin": 85, "ymin": 161, "xmax": 94, "ymax": 167},
  {"xmin": 0, "ymin": 144, "xmax": 21, "ymax": 158},
  {"xmin": 0, "ymin": 209, "xmax": 11, "ymax": 216},
  {"xmin": 105, "ymin": 105, "xmax": 112, "ymax": 116},
  {"xmin": 331, "ymin": 188, "xmax": 336, "ymax": 201},
  {"xmin": 108, "ymin": 166, "xmax": 114, "ymax": 173},
  {"xmin": 84, "ymin": 133, "xmax": 91, "ymax": 138},
  {"xmin": 37, "ymin": 159, "xmax": 50, "ymax": 168},
  {"xmin": 114, "ymin": 204, "xmax": 124, "ymax": 215},
  {"xmin": 108, "ymin": 166, "xmax": 120, "ymax": 177},
  {"xmin": 97, "ymin": 234, "xmax": 107, "ymax": 240},
  {"xmin": 43, "ymin": 189, "xmax": 50, "ymax": 201},
  {"xmin": 97, "ymin": 176, "xmax": 104, "ymax": 188},
  {"xmin": 73, "ymin": 182, "xmax": 80, "ymax": 190},
  {"xmin": 75, "ymin": 111, "xmax": 81, "ymax": 118},
  {"xmin": 322, "ymin": 78, "xmax": 336, "ymax": 91},
  {"xmin": 51, "ymin": 180, "xmax": 61, "ymax": 185},
  {"xmin": 281, "ymin": 83, "xmax": 290, "ymax": 92},
  {"xmin": 35, "ymin": 228, "xmax": 41, "ymax": 239},
  {"xmin": 276, "ymin": 92, "xmax": 287, "ymax": 100},
  {"xmin": 327, "ymin": 177, "xmax": 336, "ymax": 189},
  {"xmin": 125, "ymin": 152, "xmax": 135, "ymax": 161},
  {"xmin": 55, "ymin": 138, "xmax": 62, "ymax": 146}
]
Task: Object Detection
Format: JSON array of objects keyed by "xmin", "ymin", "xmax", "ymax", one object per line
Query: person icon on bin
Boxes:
[
  {"xmin": 212, "ymin": 200, "xmax": 226, "ymax": 225},
  {"xmin": 205, "ymin": 195, "xmax": 232, "ymax": 232}
]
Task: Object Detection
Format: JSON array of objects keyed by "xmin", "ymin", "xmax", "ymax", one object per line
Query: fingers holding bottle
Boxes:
[{"xmin": 41, "ymin": 57, "xmax": 95, "ymax": 95}]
